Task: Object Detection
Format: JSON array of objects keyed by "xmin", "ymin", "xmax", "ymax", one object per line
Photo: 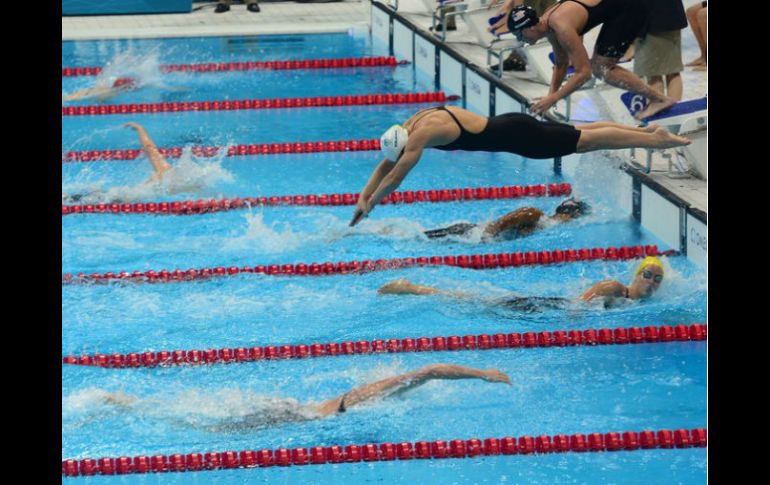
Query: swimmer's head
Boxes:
[
  {"xmin": 507, "ymin": 5, "xmax": 539, "ymax": 41},
  {"xmin": 380, "ymin": 124, "xmax": 409, "ymax": 161},
  {"xmin": 631, "ymin": 256, "xmax": 665, "ymax": 297},
  {"xmin": 554, "ymin": 197, "xmax": 591, "ymax": 219},
  {"xmin": 112, "ymin": 77, "xmax": 137, "ymax": 89}
]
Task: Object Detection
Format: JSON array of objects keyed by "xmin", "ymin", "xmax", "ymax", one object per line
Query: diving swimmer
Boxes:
[{"xmin": 349, "ymin": 106, "xmax": 690, "ymax": 226}]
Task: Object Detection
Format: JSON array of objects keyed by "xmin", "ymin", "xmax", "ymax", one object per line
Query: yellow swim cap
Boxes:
[{"xmin": 636, "ymin": 256, "xmax": 664, "ymax": 275}]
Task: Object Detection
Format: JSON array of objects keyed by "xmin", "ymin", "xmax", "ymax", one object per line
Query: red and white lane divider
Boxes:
[
  {"xmin": 63, "ymin": 138, "xmax": 382, "ymax": 163},
  {"xmin": 62, "ymin": 428, "xmax": 707, "ymax": 476},
  {"xmin": 61, "ymin": 244, "xmax": 672, "ymax": 285},
  {"xmin": 62, "ymin": 324, "xmax": 706, "ymax": 369},
  {"xmin": 62, "ymin": 56, "xmax": 405, "ymax": 77},
  {"xmin": 62, "ymin": 182, "xmax": 570, "ymax": 216},
  {"xmin": 62, "ymin": 91, "xmax": 457, "ymax": 117}
]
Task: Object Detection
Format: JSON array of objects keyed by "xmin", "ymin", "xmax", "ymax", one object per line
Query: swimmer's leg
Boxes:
[
  {"xmin": 575, "ymin": 125, "xmax": 690, "ymax": 151},
  {"xmin": 423, "ymin": 222, "xmax": 476, "ymax": 239}
]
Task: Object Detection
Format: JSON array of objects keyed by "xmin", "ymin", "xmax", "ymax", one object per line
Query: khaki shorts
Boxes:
[{"xmin": 633, "ymin": 30, "xmax": 683, "ymax": 77}]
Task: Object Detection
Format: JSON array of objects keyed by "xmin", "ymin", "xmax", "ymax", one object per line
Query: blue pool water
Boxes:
[{"xmin": 62, "ymin": 33, "xmax": 707, "ymax": 484}]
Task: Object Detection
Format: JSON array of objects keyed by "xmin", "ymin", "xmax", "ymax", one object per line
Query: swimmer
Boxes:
[
  {"xmin": 378, "ymin": 256, "xmax": 666, "ymax": 312},
  {"xmin": 98, "ymin": 363, "xmax": 511, "ymax": 430},
  {"xmin": 423, "ymin": 197, "xmax": 589, "ymax": 241},
  {"xmin": 62, "ymin": 77, "xmax": 140, "ymax": 102},
  {"xmin": 349, "ymin": 106, "xmax": 690, "ymax": 226},
  {"xmin": 62, "ymin": 76, "xmax": 188, "ymax": 102},
  {"xmin": 489, "ymin": 1, "xmax": 677, "ymax": 120},
  {"xmin": 62, "ymin": 122, "xmax": 204, "ymax": 205}
]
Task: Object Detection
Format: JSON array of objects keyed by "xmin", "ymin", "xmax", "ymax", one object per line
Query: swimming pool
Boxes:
[{"xmin": 62, "ymin": 32, "xmax": 707, "ymax": 484}]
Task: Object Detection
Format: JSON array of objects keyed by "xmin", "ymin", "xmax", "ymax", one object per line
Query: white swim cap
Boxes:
[{"xmin": 380, "ymin": 124, "xmax": 409, "ymax": 161}]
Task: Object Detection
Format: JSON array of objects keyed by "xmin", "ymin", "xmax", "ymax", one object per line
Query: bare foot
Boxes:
[
  {"xmin": 634, "ymin": 98, "xmax": 676, "ymax": 121},
  {"xmin": 653, "ymin": 127, "xmax": 691, "ymax": 148},
  {"xmin": 643, "ymin": 123, "xmax": 659, "ymax": 133},
  {"xmin": 685, "ymin": 57, "xmax": 706, "ymax": 67}
]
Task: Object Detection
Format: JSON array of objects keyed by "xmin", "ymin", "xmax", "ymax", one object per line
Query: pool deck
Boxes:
[{"xmin": 62, "ymin": 0, "xmax": 707, "ymax": 217}]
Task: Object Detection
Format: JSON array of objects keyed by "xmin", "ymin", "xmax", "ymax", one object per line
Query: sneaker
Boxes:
[
  {"xmin": 247, "ymin": 3, "xmax": 260, "ymax": 12},
  {"xmin": 214, "ymin": 3, "xmax": 229, "ymax": 12},
  {"xmin": 490, "ymin": 57, "xmax": 526, "ymax": 72}
]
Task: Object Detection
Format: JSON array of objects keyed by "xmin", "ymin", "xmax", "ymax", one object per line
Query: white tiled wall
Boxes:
[
  {"xmin": 439, "ymin": 52, "xmax": 463, "ymax": 99},
  {"xmin": 464, "ymin": 69, "xmax": 489, "ymax": 116},
  {"xmin": 414, "ymin": 34, "xmax": 435, "ymax": 82},
  {"xmin": 392, "ymin": 20, "xmax": 414, "ymax": 63},
  {"xmin": 641, "ymin": 186, "xmax": 682, "ymax": 251},
  {"xmin": 686, "ymin": 214, "xmax": 707, "ymax": 267}
]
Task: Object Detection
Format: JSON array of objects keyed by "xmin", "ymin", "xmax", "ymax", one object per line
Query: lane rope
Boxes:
[
  {"xmin": 62, "ymin": 56, "xmax": 405, "ymax": 77},
  {"xmin": 62, "ymin": 324, "xmax": 707, "ymax": 368},
  {"xmin": 61, "ymin": 244, "xmax": 676, "ymax": 285},
  {"xmin": 62, "ymin": 138, "xmax": 382, "ymax": 163},
  {"xmin": 62, "ymin": 91, "xmax": 457, "ymax": 116},
  {"xmin": 62, "ymin": 182, "xmax": 571, "ymax": 216},
  {"xmin": 62, "ymin": 428, "xmax": 707, "ymax": 476}
]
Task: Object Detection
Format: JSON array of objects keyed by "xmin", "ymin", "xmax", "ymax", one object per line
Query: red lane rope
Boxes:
[
  {"xmin": 62, "ymin": 427, "xmax": 707, "ymax": 476},
  {"xmin": 61, "ymin": 91, "xmax": 457, "ymax": 117},
  {"xmin": 62, "ymin": 56, "xmax": 405, "ymax": 77},
  {"xmin": 61, "ymin": 182, "xmax": 571, "ymax": 216},
  {"xmin": 63, "ymin": 138, "xmax": 382, "ymax": 163},
  {"xmin": 61, "ymin": 243, "xmax": 668, "ymax": 285},
  {"xmin": 62, "ymin": 324, "xmax": 707, "ymax": 369}
]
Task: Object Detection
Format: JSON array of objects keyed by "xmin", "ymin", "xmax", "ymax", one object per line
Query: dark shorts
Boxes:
[{"xmin": 594, "ymin": 1, "xmax": 649, "ymax": 58}]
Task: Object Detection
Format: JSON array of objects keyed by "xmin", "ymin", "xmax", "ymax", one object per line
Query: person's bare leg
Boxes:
[
  {"xmin": 591, "ymin": 55, "xmax": 675, "ymax": 120},
  {"xmin": 664, "ymin": 73, "xmax": 683, "ymax": 102},
  {"xmin": 314, "ymin": 364, "xmax": 511, "ymax": 416},
  {"xmin": 646, "ymin": 75, "xmax": 665, "ymax": 97},
  {"xmin": 685, "ymin": 4, "xmax": 707, "ymax": 66},
  {"xmin": 692, "ymin": 8, "xmax": 708, "ymax": 71},
  {"xmin": 576, "ymin": 126, "xmax": 690, "ymax": 152},
  {"xmin": 124, "ymin": 122, "xmax": 172, "ymax": 180},
  {"xmin": 575, "ymin": 121, "xmax": 659, "ymax": 133}
]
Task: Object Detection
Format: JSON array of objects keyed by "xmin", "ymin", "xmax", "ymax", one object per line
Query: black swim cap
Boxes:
[
  {"xmin": 507, "ymin": 5, "xmax": 539, "ymax": 33},
  {"xmin": 555, "ymin": 198, "xmax": 591, "ymax": 217}
]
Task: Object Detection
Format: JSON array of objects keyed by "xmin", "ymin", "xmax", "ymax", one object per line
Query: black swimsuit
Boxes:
[
  {"xmin": 558, "ymin": 0, "xmax": 649, "ymax": 58},
  {"xmin": 429, "ymin": 106, "xmax": 580, "ymax": 159}
]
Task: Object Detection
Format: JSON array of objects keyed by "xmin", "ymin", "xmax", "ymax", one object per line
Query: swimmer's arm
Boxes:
[
  {"xmin": 578, "ymin": 280, "xmax": 627, "ymax": 301},
  {"xmin": 350, "ymin": 158, "xmax": 396, "ymax": 226},
  {"xmin": 483, "ymin": 207, "xmax": 544, "ymax": 238},
  {"xmin": 63, "ymin": 86, "xmax": 117, "ymax": 102},
  {"xmin": 124, "ymin": 122, "xmax": 172, "ymax": 180},
  {"xmin": 546, "ymin": 25, "xmax": 591, "ymax": 101},
  {"xmin": 362, "ymin": 141, "xmax": 425, "ymax": 218},
  {"xmin": 316, "ymin": 364, "xmax": 511, "ymax": 416}
]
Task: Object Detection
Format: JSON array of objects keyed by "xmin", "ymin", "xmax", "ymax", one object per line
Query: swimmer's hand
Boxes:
[
  {"xmin": 482, "ymin": 369, "xmax": 512, "ymax": 385},
  {"xmin": 349, "ymin": 198, "xmax": 371, "ymax": 227},
  {"xmin": 123, "ymin": 121, "xmax": 143, "ymax": 131},
  {"xmin": 350, "ymin": 208, "xmax": 366, "ymax": 227},
  {"xmin": 529, "ymin": 96, "xmax": 558, "ymax": 116}
]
